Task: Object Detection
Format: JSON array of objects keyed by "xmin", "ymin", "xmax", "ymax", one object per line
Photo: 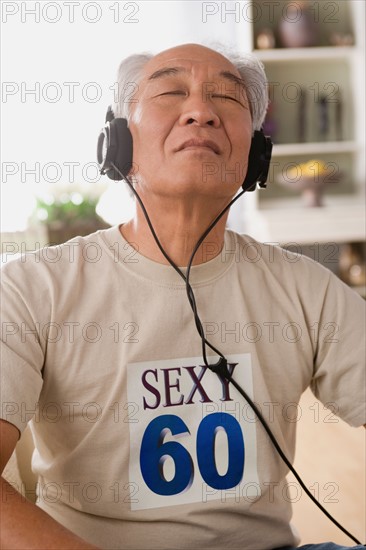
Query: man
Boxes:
[{"xmin": 1, "ymin": 43, "xmax": 365, "ymax": 550}]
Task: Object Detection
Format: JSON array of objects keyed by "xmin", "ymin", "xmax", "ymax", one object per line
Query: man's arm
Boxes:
[{"xmin": 0, "ymin": 419, "xmax": 100, "ymax": 550}]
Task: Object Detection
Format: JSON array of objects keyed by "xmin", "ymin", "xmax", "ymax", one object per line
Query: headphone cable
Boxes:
[{"xmin": 111, "ymin": 162, "xmax": 363, "ymax": 546}]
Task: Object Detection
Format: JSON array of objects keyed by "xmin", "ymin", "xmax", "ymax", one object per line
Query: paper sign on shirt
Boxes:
[{"xmin": 127, "ymin": 354, "xmax": 258, "ymax": 511}]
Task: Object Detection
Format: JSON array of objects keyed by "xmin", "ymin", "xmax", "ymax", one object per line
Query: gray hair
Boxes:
[{"xmin": 112, "ymin": 43, "xmax": 269, "ymax": 132}]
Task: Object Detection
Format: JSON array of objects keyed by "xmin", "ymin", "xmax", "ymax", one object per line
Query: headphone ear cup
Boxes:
[
  {"xmin": 97, "ymin": 117, "xmax": 133, "ymax": 181},
  {"xmin": 242, "ymin": 130, "xmax": 273, "ymax": 192}
]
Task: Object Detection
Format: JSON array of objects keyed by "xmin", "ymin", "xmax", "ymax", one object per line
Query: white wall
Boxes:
[{"xmin": 2, "ymin": 0, "xmax": 253, "ymax": 230}]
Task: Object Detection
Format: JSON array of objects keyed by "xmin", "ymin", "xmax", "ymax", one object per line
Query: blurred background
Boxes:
[
  {"xmin": 1, "ymin": 0, "xmax": 365, "ymax": 295},
  {"xmin": 1, "ymin": 0, "xmax": 365, "ymax": 544}
]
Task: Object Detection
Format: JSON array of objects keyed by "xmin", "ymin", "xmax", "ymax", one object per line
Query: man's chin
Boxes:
[
  {"xmin": 171, "ymin": 158, "xmax": 245, "ymax": 188},
  {"xmin": 173, "ymin": 173, "xmax": 243, "ymax": 190},
  {"xmin": 154, "ymin": 179, "xmax": 241, "ymax": 199}
]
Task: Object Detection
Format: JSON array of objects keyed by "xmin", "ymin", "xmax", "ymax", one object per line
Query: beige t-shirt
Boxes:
[{"xmin": 1, "ymin": 226, "xmax": 365, "ymax": 550}]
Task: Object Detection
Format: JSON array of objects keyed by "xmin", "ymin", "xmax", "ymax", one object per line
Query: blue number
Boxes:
[
  {"xmin": 140, "ymin": 415, "xmax": 193, "ymax": 496},
  {"xmin": 197, "ymin": 412, "xmax": 245, "ymax": 489},
  {"xmin": 140, "ymin": 413, "xmax": 245, "ymax": 495}
]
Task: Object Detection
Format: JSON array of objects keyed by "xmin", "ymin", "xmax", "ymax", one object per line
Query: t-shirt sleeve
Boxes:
[
  {"xmin": 310, "ymin": 268, "xmax": 366, "ymax": 427},
  {"xmin": 1, "ymin": 260, "xmax": 46, "ymax": 434}
]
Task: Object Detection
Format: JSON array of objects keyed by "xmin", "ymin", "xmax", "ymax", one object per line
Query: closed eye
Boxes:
[
  {"xmin": 158, "ymin": 91, "xmax": 185, "ymax": 96},
  {"xmin": 212, "ymin": 94, "xmax": 242, "ymax": 104},
  {"xmin": 157, "ymin": 91, "xmax": 244, "ymax": 106}
]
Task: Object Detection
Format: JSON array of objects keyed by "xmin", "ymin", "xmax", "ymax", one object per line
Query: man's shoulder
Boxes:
[
  {"xmin": 227, "ymin": 230, "xmax": 365, "ymax": 308},
  {"xmin": 1, "ymin": 226, "xmax": 118, "ymax": 290},
  {"xmin": 227, "ymin": 230, "xmax": 331, "ymax": 276}
]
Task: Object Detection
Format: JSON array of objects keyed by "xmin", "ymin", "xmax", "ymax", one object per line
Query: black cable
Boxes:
[
  {"xmin": 183, "ymin": 188, "xmax": 363, "ymax": 546},
  {"xmin": 222, "ymin": 370, "xmax": 364, "ymax": 546},
  {"xmin": 185, "ymin": 188, "xmax": 245, "ymax": 366},
  {"xmin": 111, "ymin": 162, "xmax": 363, "ymax": 546}
]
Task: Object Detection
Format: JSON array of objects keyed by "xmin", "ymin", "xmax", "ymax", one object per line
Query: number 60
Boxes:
[{"xmin": 140, "ymin": 413, "xmax": 245, "ymax": 496}]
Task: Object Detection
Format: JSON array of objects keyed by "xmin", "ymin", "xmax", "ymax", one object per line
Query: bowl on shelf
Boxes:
[{"xmin": 276, "ymin": 160, "xmax": 341, "ymax": 207}]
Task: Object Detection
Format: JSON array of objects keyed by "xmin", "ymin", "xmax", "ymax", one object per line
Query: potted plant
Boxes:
[{"xmin": 31, "ymin": 183, "xmax": 110, "ymax": 245}]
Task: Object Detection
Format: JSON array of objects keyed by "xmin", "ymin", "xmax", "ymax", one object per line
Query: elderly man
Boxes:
[{"xmin": 1, "ymin": 43, "xmax": 365, "ymax": 550}]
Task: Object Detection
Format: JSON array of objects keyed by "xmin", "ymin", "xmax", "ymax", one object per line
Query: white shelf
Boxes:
[
  {"xmin": 228, "ymin": 1, "xmax": 366, "ymax": 248},
  {"xmin": 272, "ymin": 141, "xmax": 359, "ymax": 157},
  {"xmin": 254, "ymin": 46, "xmax": 355, "ymax": 62},
  {"xmin": 246, "ymin": 196, "xmax": 365, "ymax": 245}
]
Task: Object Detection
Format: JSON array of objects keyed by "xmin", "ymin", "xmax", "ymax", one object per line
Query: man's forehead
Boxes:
[{"xmin": 142, "ymin": 52, "xmax": 240, "ymax": 81}]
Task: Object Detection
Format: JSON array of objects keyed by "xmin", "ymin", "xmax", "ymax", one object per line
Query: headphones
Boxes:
[{"xmin": 97, "ymin": 106, "xmax": 273, "ymax": 192}]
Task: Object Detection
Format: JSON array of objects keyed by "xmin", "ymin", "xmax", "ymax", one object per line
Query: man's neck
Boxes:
[{"xmin": 120, "ymin": 196, "xmax": 230, "ymax": 267}]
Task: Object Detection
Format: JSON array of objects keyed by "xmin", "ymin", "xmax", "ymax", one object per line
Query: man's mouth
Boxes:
[{"xmin": 177, "ymin": 139, "xmax": 220, "ymax": 154}]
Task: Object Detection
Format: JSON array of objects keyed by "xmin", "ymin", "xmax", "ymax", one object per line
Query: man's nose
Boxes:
[{"xmin": 179, "ymin": 95, "xmax": 221, "ymax": 127}]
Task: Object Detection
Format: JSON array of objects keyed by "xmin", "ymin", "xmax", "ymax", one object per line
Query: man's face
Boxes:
[{"xmin": 128, "ymin": 44, "xmax": 253, "ymax": 199}]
